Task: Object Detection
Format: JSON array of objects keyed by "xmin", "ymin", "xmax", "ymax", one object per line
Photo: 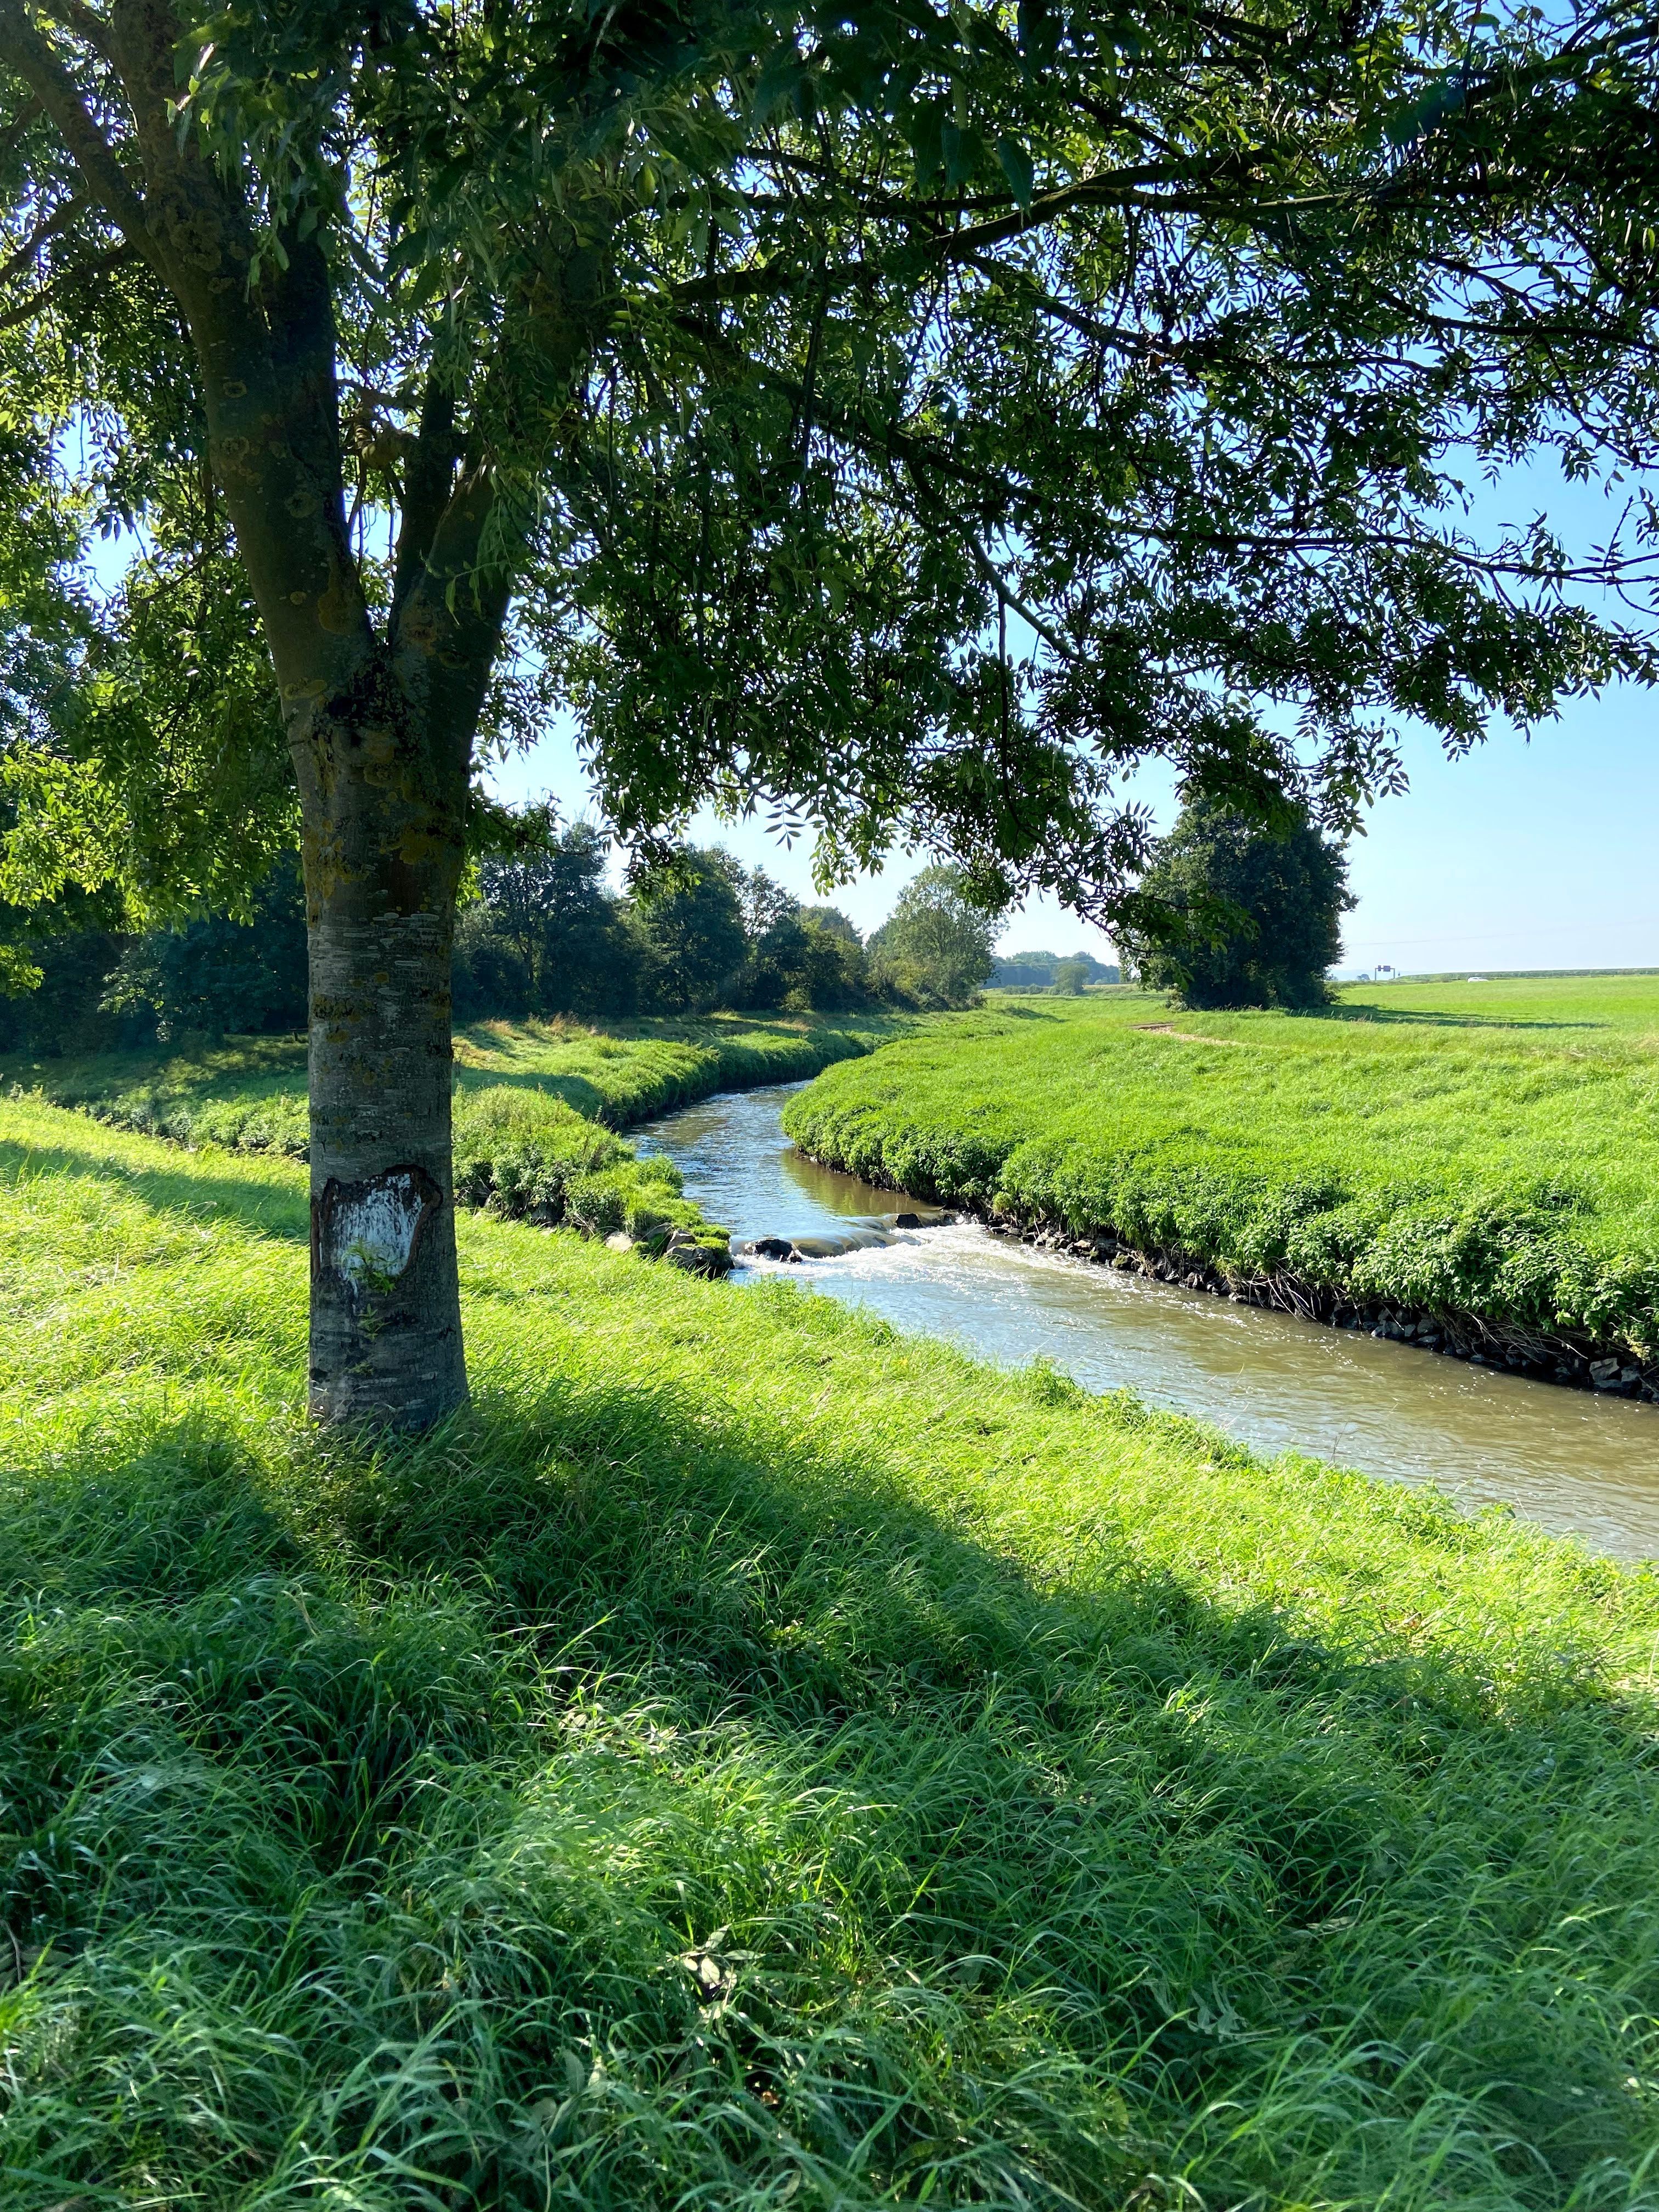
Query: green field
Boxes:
[
  {"xmin": 0, "ymin": 1011, "xmax": 906, "ymax": 1261},
  {"xmin": 6, "ymin": 1092, "xmax": 1659, "ymax": 2205},
  {"xmin": 782, "ymin": 974, "xmax": 1659, "ymax": 1369}
]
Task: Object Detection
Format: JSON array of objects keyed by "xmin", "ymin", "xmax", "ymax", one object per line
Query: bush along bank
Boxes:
[
  {"xmin": 781, "ymin": 1095, "xmax": 1659, "ymax": 1401},
  {"xmin": 453, "ymin": 1085, "xmax": 733, "ymax": 1273}
]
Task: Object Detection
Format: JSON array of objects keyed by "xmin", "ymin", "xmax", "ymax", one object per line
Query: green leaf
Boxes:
[{"xmin": 996, "ymin": 134, "xmax": 1035, "ymax": 206}]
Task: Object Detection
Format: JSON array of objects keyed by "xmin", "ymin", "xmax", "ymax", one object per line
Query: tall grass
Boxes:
[
  {"xmin": 783, "ymin": 980, "xmax": 1659, "ymax": 1361},
  {"xmin": 7, "ymin": 1007, "xmax": 906, "ymax": 1161},
  {"xmin": 4, "ymin": 1094, "xmax": 1659, "ymax": 2205}
]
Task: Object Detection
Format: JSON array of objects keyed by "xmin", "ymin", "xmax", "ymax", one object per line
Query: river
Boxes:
[{"xmin": 633, "ymin": 1080, "xmax": 1659, "ymax": 1561}]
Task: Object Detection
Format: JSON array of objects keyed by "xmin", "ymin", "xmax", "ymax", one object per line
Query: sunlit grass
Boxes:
[
  {"xmin": 4, "ymin": 1007, "xmax": 909, "ymax": 1160},
  {"xmin": 4, "ymin": 1092, "xmax": 1659, "ymax": 2205},
  {"xmin": 787, "ymin": 978, "xmax": 1659, "ymax": 1355}
]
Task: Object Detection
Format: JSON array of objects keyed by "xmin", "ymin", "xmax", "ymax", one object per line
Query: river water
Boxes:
[{"xmin": 634, "ymin": 1082, "xmax": 1659, "ymax": 1561}]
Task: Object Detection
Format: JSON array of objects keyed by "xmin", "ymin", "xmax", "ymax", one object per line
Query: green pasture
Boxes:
[
  {"xmin": 5, "ymin": 1093, "xmax": 1659, "ymax": 2206},
  {"xmin": 785, "ymin": 972, "xmax": 1659, "ymax": 1357}
]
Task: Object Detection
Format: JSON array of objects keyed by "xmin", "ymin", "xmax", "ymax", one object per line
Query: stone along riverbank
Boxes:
[{"xmin": 635, "ymin": 1081, "xmax": 1659, "ymax": 1561}]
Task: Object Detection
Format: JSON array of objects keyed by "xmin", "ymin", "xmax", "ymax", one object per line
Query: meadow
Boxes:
[
  {"xmin": 6, "ymin": 1006, "xmax": 905, "ymax": 1155},
  {"xmin": 783, "ymin": 974, "xmax": 1659, "ymax": 1370},
  {"xmin": 6, "ymin": 1092, "xmax": 1659, "ymax": 2207}
]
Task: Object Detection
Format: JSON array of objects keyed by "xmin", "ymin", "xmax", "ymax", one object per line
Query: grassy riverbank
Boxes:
[
  {"xmin": 0, "ymin": 1011, "xmax": 905, "ymax": 1260},
  {"xmin": 783, "ymin": 974, "xmax": 1659, "ymax": 1377},
  {"xmin": 5, "ymin": 1094, "xmax": 1659, "ymax": 2206},
  {"xmin": 5, "ymin": 1007, "xmax": 906, "ymax": 1156}
]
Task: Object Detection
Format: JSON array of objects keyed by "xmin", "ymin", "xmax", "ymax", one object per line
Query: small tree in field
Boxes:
[
  {"xmin": 868, "ymin": 867, "xmax": 998, "ymax": 1008},
  {"xmin": 0, "ymin": 0, "xmax": 1656, "ymax": 1422},
  {"xmin": 1125, "ymin": 802, "xmax": 1354, "ymax": 1010}
]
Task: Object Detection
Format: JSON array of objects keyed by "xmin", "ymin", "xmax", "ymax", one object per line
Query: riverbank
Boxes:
[
  {"xmin": 6, "ymin": 1006, "xmax": 909, "ymax": 1155},
  {"xmin": 782, "ymin": 977, "xmax": 1659, "ymax": 1400},
  {"xmin": 5, "ymin": 1092, "xmax": 1659, "ymax": 2206}
]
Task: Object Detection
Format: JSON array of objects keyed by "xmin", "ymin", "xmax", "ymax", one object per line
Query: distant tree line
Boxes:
[
  {"xmin": 990, "ymin": 950, "xmax": 1121, "ymax": 993},
  {"xmin": 453, "ymin": 823, "xmax": 878, "ymax": 1021},
  {"xmin": 0, "ymin": 828, "xmax": 1002, "ymax": 1056}
]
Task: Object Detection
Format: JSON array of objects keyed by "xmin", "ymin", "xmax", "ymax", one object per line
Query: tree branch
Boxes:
[
  {"xmin": 391, "ymin": 377, "xmax": 459, "ymax": 623},
  {"xmin": 0, "ymin": 232, "xmax": 127, "ymax": 326},
  {"xmin": 0, "ymin": 191, "xmax": 83, "ymax": 289},
  {"xmin": 0, "ymin": 0, "xmax": 154, "ymax": 266}
]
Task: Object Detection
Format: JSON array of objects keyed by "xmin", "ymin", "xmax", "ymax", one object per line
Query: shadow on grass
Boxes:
[
  {"xmin": 4, "ymin": 1119, "xmax": 1656, "ymax": 2200},
  {"xmin": 1315, "ymin": 1002, "xmax": 1605, "ymax": 1032},
  {"xmin": 5, "ymin": 1331, "xmax": 1655, "ymax": 2203},
  {"xmin": 0, "ymin": 1132, "xmax": 309, "ymax": 1235}
]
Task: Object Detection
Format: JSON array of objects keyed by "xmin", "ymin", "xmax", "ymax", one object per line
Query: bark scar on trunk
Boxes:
[{"xmin": 313, "ymin": 1165, "xmax": 442, "ymax": 1302}]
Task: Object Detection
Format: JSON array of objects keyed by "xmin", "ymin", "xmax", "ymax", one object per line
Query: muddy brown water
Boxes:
[{"xmin": 634, "ymin": 1082, "xmax": 1659, "ymax": 1561}]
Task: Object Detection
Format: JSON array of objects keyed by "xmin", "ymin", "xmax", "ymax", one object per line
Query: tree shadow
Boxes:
[
  {"xmin": 454, "ymin": 1065, "xmax": 615, "ymax": 1118},
  {"xmin": 0, "ymin": 1131, "xmax": 308, "ymax": 1235},
  {"xmin": 1312, "ymin": 1002, "xmax": 1604, "ymax": 1031},
  {"xmin": 7, "ymin": 1323, "xmax": 1651, "ymax": 2197},
  {"xmin": 5, "ymin": 1120, "xmax": 1656, "ymax": 2197}
]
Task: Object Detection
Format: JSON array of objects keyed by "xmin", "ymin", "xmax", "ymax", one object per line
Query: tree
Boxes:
[
  {"xmin": 102, "ymin": 852, "xmax": 308, "ymax": 1039},
  {"xmin": 868, "ymin": 867, "xmax": 999, "ymax": 1008},
  {"xmin": 634, "ymin": 849, "xmax": 748, "ymax": 1012},
  {"xmin": 1051, "ymin": 958, "xmax": 1090, "ymax": 996},
  {"xmin": 475, "ymin": 815, "xmax": 637, "ymax": 1017},
  {"xmin": 1122, "ymin": 800, "xmax": 1355, "ymax": 1010},
  {"xmin": 2, "ymin": 0, "xmax": 1657, "ymax": 1421}
]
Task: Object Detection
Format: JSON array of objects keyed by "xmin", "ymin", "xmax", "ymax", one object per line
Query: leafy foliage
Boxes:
[
  {"xmin": 100, "ymin": 855, "xmax": 309, "ymax": 1041},
  {"xmin": 1, "ymin": 0, "xmax": 1657, "ymax": 926},
  {"xmin": 867, "ymin": 864, "xmax": 1000, "ymax": 1008},
  {"xmin": 1124, "ymin": 799, "xmax": 1355, "ymax": 1010}
]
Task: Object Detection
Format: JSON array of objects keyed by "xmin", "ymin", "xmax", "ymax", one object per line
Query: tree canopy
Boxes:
[
  {"xmin": 868, "ymin": 864, "xmax": 1000, "ymax": 1007},
  {"xmin": 1, "ymin": 0, "xmax": 1658, "ymax": 919},
  {"xmin": 1124, "ymin": 797, "xmax": 1355, "ymax": 1009},
  {"xmin": 3, "ymin": 0, "xmax": 1658, "ymax": 1420}
]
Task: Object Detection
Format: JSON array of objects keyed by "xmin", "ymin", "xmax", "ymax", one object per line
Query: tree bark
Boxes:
[
  {"xmin": 0, "ymin": 0, "xmax": 539, "ymax": 1425},
  {"xmin": 301, "ymin": 689, "xmax": 469, "ymax": 1427}
]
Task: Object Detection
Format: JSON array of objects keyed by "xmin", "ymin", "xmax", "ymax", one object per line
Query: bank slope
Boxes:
[
  {"xmin": 9, "ymin": 1007, "xmax": 908, "ymax": 1158},
  {"xmin": 4, "ymin": 1094, "xmax": 1659, "ymax": 2208},
  {"xmin": 783, "ymin": 985, "xmax": 1659, "ymax": 1391}
]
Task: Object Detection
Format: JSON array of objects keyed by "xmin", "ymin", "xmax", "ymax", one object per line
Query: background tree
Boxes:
[
  {"xmin": 1051, "ymin": 958, "xmax": 1091, "ymax": 997},
  {"xmin": 868, "ymin": 867, "xmax": 1000, "ymax": 1009},
  {"xmin": 466, "ymin": 815, "xmax": 639, "ymax": 1018},
  {"xmin": 1124, "ymin": 801, "xmax": 1355, "ymax": 1011},
  {"xmin": 633, "ymin": 850, "xmax": 749, "ymax": 1013},
  {"xmin": 2, "ymin": 0, "xmax": 1658, "ymax": 1421},
  {"xmin": 101, "ymin": 853, "xmax": 309, "ymax": 1040}
]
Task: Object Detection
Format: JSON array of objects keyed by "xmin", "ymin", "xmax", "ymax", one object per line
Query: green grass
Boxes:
[
  {"xmin": 782, "ymin": 975, "xmax": 1659, "ymax": 1364},
  {"xmin": 5, "ymin": 1098, "xmax": 1659, "ymax": 2205},
  {"xmin": 0, "ymin": 1009, "xmax": 906, "ymax": 1261},
  {"xmin": 3, "ymin": 1008, "xmax": 907, "ymax": 1159}
]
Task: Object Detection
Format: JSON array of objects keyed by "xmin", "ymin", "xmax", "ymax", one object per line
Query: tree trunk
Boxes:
[
  {"xmin": 300, "ymin": 681, "xmax": 470, "ymax": 1430},
  {"xmin": 0, "ymin": 4, "xmax": 520, "ymax": 1430}
]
